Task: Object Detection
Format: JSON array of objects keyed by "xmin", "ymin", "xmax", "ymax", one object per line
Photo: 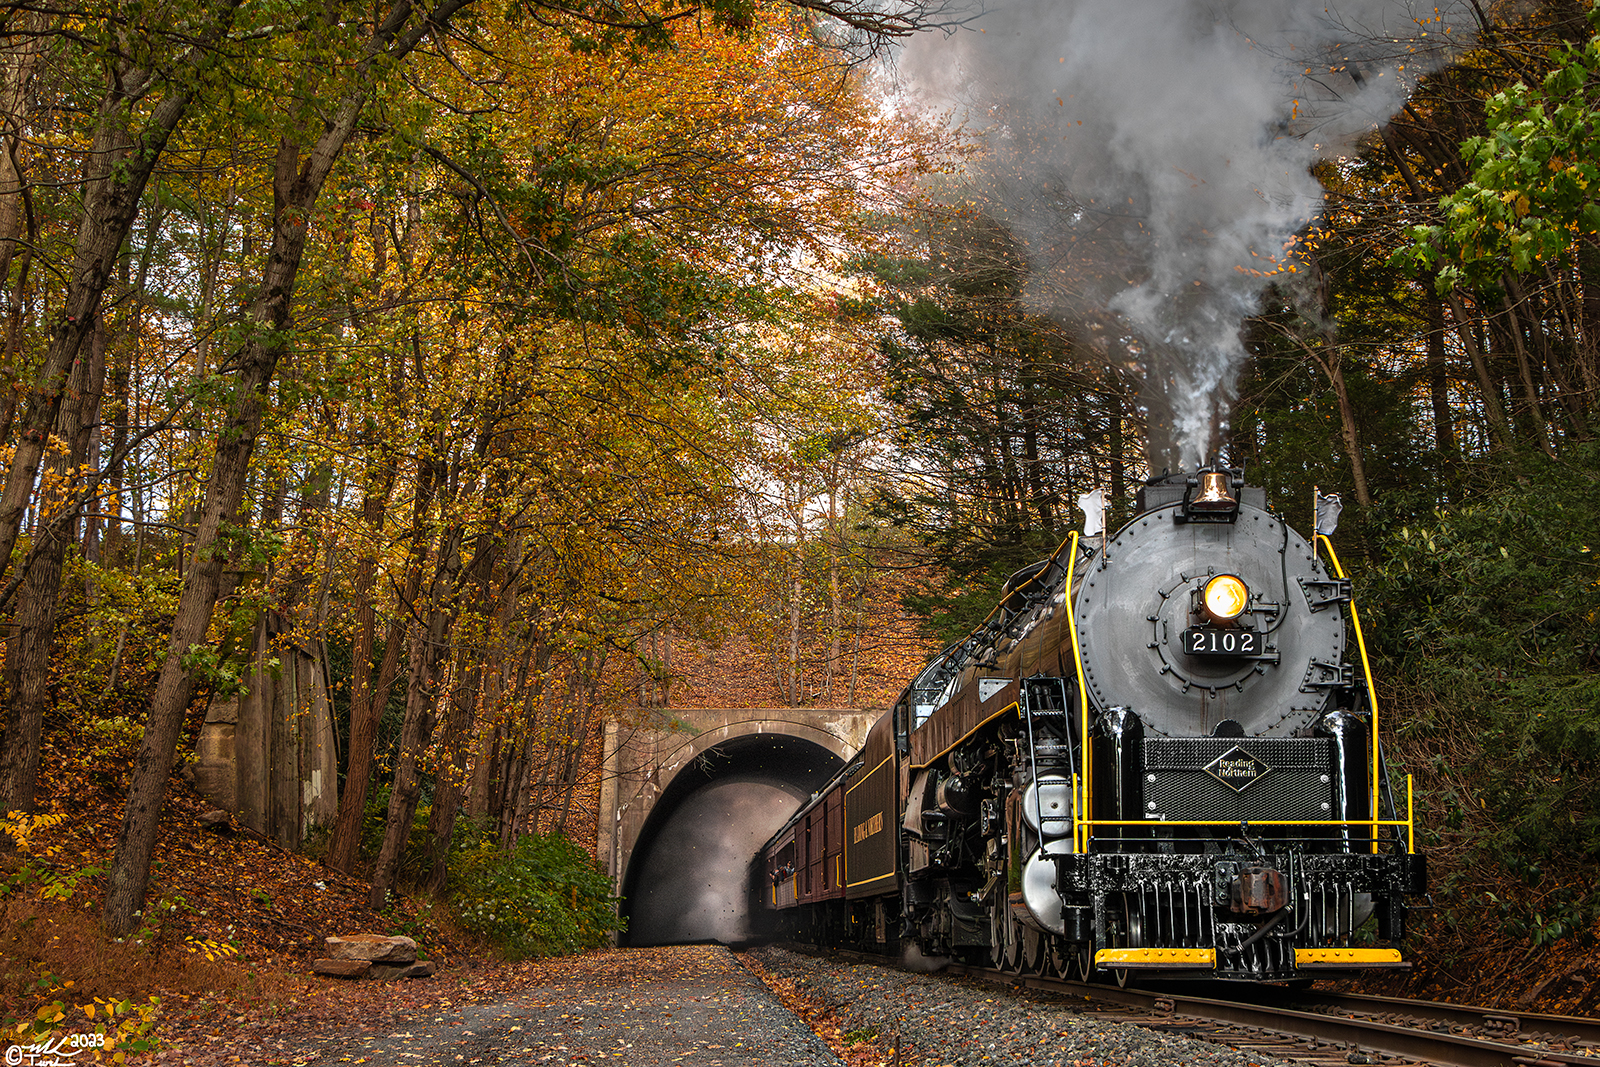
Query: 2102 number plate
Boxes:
[{"xmin": 1183, "ymin": 627, "xmax": 1262, "ymax": 656}]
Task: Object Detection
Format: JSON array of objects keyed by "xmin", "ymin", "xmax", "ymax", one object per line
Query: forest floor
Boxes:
[
  {"xmin": 4, "ymin": 767, "xmax": 1600, "ymax": 1063},
  {"xmin": 0, "ymin": 765, "xmax": 487, "ymax": 1059}
]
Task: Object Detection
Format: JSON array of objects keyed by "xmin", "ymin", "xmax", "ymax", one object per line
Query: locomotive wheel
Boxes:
[
  {"xmin": 1002, "ymin": 931, "xmax": 1023, "ymax": 973},
  {"xmin": 995, "ymin": 896, "xmax": 1029, "ymax": 973},
  {"xmin": 1022, "ymin": 926, "xmax": 1047, "ymax": 975},
  {"xmin": 1074, "ymin": 943, "xmax": 1092, "ymax": 981},
  {"xmin": 994, "ymin": 909, "xmax": 1023, "ymax": 973},
  {"xmin": 1110, "ymin": 892, "xmax": 1144, "ymax": 988},
  {"xmin": 1048, "ymin": 939, "xmax": 1070, "ymax": 979}
]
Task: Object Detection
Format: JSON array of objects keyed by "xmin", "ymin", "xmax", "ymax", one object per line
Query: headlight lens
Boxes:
[{"xmin": 1202, "ymin": 574, "xmax": 1249, "ymax": 623}]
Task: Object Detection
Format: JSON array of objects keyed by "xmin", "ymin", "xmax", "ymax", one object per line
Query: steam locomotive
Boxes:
[{"xmin": 756, "ymin": 464, "xmax": 1425, "ymax": 982}]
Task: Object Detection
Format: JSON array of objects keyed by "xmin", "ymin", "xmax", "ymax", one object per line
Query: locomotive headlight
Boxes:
[{"xmin": 1201, "ymin": 574, "xmax": 1250, "ymax": 624}]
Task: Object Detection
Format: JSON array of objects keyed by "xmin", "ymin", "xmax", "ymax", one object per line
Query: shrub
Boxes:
[
  {"xmin": 448, "ymin": 833, "xmax": 621, "ymax": 959},
  {"xmin": 1363, "ymin": 445, "xmax": 1600, "ymax": 929}
]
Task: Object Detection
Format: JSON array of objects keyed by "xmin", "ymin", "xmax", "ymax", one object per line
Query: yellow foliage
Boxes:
[
  {"xmin": 0, "ymin": 810, "xmax": 67, "ymax": 856},
  {"xmin": 9, "ymin": 996, "xmax": 160, "ymax": 1062},
  {"xmin": 184, "ymin": 935, "xmax": 241, "ymax": 962}
]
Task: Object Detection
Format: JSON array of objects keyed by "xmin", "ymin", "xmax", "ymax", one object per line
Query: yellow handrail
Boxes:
[
  {"xmin": 1316, "ymin": 535, "xmax": 1382, "ymax": 854},
  {"xmin": 1078, "ymin": 818, "xmax": 1409, "ymax": 827},
  {"xmin": 1407, "ymin": 773, "xmax": 1414, "ymax": 855},
  {"xmin": 1071, "ymin": 772, "xmax": 1082, "ymax": 854},
  {"xmin": 1064, "ymin": 531, "xmax": 1093, "ymax": 853}
]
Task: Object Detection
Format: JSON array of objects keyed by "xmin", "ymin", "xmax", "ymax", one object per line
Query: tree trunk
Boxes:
[
  {"xmin": 324, "ymin": 178, "xmax": 432, "ymax": 874},
  {"xmin": 823, "ymin": 466, "xmax": 840, "ymax": 705},
  {"xmin": 103, "ymin": 0, "xmax": 477, "ymax": 936},
  {"xmin": 0, "ymin": 314, "xmax": 104, "ymax": 814},
  {"xmin": 498, "ymin": 645, "xmax": 549, "ymax": 847},
  {"xmin": 1577, "ymin": 234, "xmax": 1600, "ymax": 407},
  {"xmin": 787, "ymin": 500, "xmax": 803, "ymax": 705},
  {"xmin": 369, "ymin": 522, "xmax": 463, "ymax": 908},
  {"xmin": 847, "ymin": 583, "xmax": 862, "ymax": 708},
  {"xmin": 0, "ymin": 14, "xmax": 42, "ymax": 295},
  {"xmin": 1321, "ymin": 351, "xmax": 1373, "ymax": 508},
  {"xmin": 0, "ymin": 246, "xmax": 33, "ymax": 447},
  {"xmin": 1517, "ymin": 270, "xmax": 1590, "ymax": 440},
  {"xmin": 466, "ymin": 719, "xmax": 502, "ymax": 820},
  {"xmin": 1283, "ymin": 331, "xmax": 1372, "ymax": 508},
  {"xmin": 419, "ymin": 665, "xmax": 480, "ymax": 895},
  {"xmin": 101, "ymin": 345, "xmax": 129, "ymax": 562},
  {"xmin": 554, "ymin": 658, "xmax": 603, "ymax": 836},
  {"xmin": 1498, "ymin": 288, "xmax": 1557, "ymax": 457},
  {"xmin": 500, "ymin": 737, "xmax": 534, "ymax": 849},
  {"xmin": 0, "ymin": 9, "xmax": 43, "ymax": 453},
  {"xmin": 1107, "ymin": 386, "xmax": 1126, "ymax": 508},
  {"xmin": 465, "ymin": 537, "xmax": 525, "ymax": 818},
  {"xmin": 421, "ymin": 530, "xmax": 504, "ymax": 894},
  {"xmin": 1382, "ymin": 123, "xmax": 1513, "ymax": 452},
  {"xmin": 367, "ymin": 624, "xmax": 441, "ymax": 909},
  {"xmin": 1445, "ymin": 291, "xmax": 1513, "ymax": 450},
  {"xmin": 322, "ymin": 455, "xmax": 408, "ymax": 873},
  {"xmin": 1425, "ymin": 286, "xmax": 1458, "ymax": 458}
]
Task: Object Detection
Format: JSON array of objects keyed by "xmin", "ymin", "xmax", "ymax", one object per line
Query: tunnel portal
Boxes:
[{"xmin": 619, "ymin": 732, "xmax": 843, "ymax": 946}]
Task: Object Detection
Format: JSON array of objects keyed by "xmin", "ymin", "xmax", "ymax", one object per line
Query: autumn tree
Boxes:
[
  {"xmin": 866, "ymin": 195, "xmax": 1142, "ymax": 640},
  {"xmin": 0, "ymin": 0, "xmax": 951, "ymax": 930},
  {"xmin": 0, "ymin": 0, "xmax": 249, "ymax": 818},
  {"xmin": 101, "ymin": 0, "xmax": 484, "ymax": 937}
]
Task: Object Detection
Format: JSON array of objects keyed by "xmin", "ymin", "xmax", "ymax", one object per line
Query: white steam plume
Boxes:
[{"xmin": 899, "ymin": 1, "xmax": 1469, "ymax": 471}]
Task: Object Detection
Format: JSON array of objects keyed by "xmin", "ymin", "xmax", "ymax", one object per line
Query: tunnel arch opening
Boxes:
[{"xmin": 619, "ymin": 731, "xmax": 843, "ymax": 946}]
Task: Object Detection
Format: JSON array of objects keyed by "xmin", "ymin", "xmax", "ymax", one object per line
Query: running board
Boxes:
[
  {"xmin": 1095, "ymin": 947, "xmax": 1216, "ymax": 969},
  {"xmin": 1092, "ymin": 946, "xmax": 1408, "ymax": 971},
  {"xmin": 1294, "ymin": 947, "xmax": 1407, "ymax": 968}
]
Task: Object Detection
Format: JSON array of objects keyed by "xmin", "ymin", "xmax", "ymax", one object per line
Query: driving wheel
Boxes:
[{"xmin": 1109, "ymin": 891, "xmax": 1145, "ymax": 988}]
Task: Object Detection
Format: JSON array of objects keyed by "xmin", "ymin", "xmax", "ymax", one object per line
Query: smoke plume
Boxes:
[{"xmin": 899, "ymin": 1, "xmax": 1468, "ymax": 470}]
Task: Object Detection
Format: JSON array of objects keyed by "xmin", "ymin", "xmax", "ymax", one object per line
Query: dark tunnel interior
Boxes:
[{"xmin": 620, "ymin": 732, "xmax": 843, "ymax": 946}]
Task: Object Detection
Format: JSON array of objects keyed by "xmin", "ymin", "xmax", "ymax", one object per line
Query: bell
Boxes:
[{"xmin": 1190, "ymin": 471, "xmax": 1236, "ymax": 511}]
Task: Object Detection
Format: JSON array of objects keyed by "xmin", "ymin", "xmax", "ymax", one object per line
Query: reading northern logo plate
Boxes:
[{"xmin": 1205, "ymin": 746, "xmax": 1270, "ymax": 792}]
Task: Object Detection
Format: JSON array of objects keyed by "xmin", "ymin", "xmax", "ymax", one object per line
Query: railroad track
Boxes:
[
  {"xmin": 1235, "ymin": 986, "xmax": 1600, "ymax": 1052},
  {"xmin": 785, "ymin": 945, "xmax": 1599, "ymax": 1067},
  {"xmin": 943, "ymin": 962, "xmax": 1600, "ymax": 1067}
]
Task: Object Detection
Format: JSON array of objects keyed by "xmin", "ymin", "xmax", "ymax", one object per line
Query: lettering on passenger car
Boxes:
[{"xmin": 852, "ymin": 812, "xmax": 883, "ymax": 844}]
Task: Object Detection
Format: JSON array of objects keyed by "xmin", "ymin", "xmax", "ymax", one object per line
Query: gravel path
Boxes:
[
  {"xmin": 747, "ymin": 945, "xmax": 1296, "ymax": 1067},
  {"xmin": 142, "ymin": 943, "xmax": 1308, "ymax": 1066},
  {"xmin": 149, "ymin": 945, "xmax": 840, "ymax": 1066},
  {"xmin": 454, "ymin": 946, "xmax": 841, "ymax": 1066}
]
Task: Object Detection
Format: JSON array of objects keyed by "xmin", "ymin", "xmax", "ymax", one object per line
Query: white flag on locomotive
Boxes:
[
  {"xmin": 1315, "ymin": 492, "xmax": 1343, "ymax": 536},
  {"xmin": 1078, "ymin": 488, "xmax": 1105, "ymax": 537}
]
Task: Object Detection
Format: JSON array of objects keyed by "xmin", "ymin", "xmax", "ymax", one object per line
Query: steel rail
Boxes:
[
  {"xmin": 1145, "ymin": 982, "xmax": 1600, "ymax": 1046},
  {"xmin": 1281, "ymin": 989, "xmax": 1600, "ymax": 1048},
  {"xmin": 944, "ymin": 964, "xmax": 1600, "ymax": 1067}
]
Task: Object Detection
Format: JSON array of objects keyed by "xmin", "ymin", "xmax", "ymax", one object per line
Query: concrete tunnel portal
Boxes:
[{"xmin": 619, "ymin": 732, "xmax": 844, "ymax": 946}]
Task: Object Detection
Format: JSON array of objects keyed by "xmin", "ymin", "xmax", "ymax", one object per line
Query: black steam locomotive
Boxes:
[{"xmin": 756, "ymin": 464, "xmax": 1424, "ymax": 982}]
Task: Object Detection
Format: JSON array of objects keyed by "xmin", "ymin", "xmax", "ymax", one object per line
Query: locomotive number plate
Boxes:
[{"xmin": 1182, "ymin": 627, "xmax": 1262, "ymax": 656}]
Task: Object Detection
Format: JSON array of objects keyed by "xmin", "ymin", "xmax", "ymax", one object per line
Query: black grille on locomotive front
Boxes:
[{"xmin": 1142, "ymin": 737, "xmax": 1334, "ymax": 824}]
